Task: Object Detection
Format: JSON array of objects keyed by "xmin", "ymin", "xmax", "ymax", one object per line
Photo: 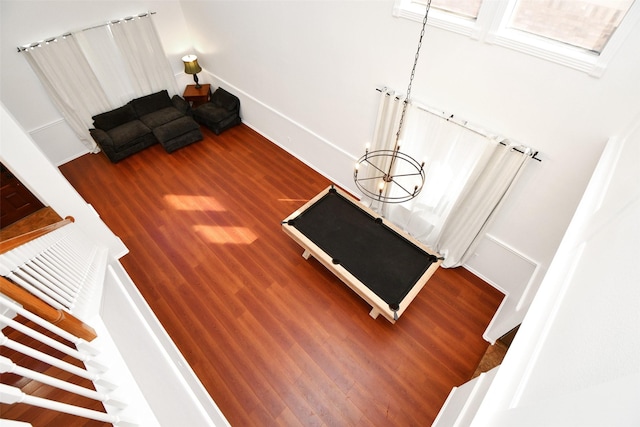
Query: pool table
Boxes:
[{"xmin": 282, "ymin": 186, "xmax": 443, "ymax": 323}]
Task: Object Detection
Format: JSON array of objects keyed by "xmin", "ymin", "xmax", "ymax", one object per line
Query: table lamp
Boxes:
[{"xmin": 182, "ymin": 54, "xmax": 202, "ymax": 88}]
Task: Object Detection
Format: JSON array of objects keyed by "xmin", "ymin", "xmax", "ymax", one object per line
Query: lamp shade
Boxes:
[{"xmin": 182, "ymin": 55, "xmax": 202, "ymax": 75}]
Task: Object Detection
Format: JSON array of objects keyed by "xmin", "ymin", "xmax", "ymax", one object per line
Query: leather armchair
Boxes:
[{"xmin": 192, "ymin": 88, "xmax": 241, "ymax": 135}]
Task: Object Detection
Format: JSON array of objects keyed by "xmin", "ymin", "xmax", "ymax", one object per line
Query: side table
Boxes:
[{"xmin": 183, "ymin": 84, "xmax": 211, "ymax": 108}]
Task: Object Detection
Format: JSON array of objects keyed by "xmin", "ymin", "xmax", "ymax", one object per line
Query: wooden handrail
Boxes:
[
  {"xmin": 0, "ymin": 216, "xmax": 74, "ymax": 254},
  {"xmin": 0, "ymin": 276, "xmax": 97, "ymax": 342}
]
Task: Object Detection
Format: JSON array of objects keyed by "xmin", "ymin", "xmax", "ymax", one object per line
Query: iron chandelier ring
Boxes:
[{"xmin": 353, "ymin": 149, "xmax": 426, "ymax": 204}]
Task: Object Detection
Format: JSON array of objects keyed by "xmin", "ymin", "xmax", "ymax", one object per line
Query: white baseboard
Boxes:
[
  {"xmin": 464, "ymin": 234, "xmax": 538, "ymax": 296},
  {"xmin": 29, "ymin": 118, "xmax": 90, "ymax": 166},
  {"xmin": 202, "ymin": 71, "xmax": 358, "ymax": 193}
]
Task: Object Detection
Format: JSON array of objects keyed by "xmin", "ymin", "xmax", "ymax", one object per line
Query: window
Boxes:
[
  {"xmin": 431, "ymin": 0, "xmax": 483, "ymax": 20},
  {"xmin": 506, "ymin": 0, "xmax": 634, "ymax": 53},
  {"xmin": 393, "ymin": 0, "xmax": 484, "ymax": 37},
  {"xmin": 393, "ymin": 0, "xmax": 639, "ymax": 76}
]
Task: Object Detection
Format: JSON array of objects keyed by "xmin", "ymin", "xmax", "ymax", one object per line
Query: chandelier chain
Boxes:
[
  {"xmin": 354, "ymin": 0, "xmax": 431, "ymax": 204},
  {"xmin": 395, "ymin": 0, "xmax": 432, "ymax": 145}
]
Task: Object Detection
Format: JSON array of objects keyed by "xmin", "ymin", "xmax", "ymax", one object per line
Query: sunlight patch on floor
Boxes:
[
  {"xmin": 193, "ymin": 225, "xmax": 258, "ymax": 244},
  {"xmin": 164, "ymin": 194, "xmax": 227, "ymax": 211}
]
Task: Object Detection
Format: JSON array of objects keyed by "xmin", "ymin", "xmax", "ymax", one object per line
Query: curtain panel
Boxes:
[
  {"xmin": 358, "ymin": 89, "xmax": 405, "ymax": 201},
  {"xmin": 75, "ymin": 26, "xmax": 137, "ymax": 107},
  {"xmin": 434, "ymin": 143, "xmax": 533, "ymax": 267},
  {"xmin": 109, "ymin": 14, "xmax": 179, "ymax": 97},
  {"xmin": 385, "ymin": 102, "xmax": 495, "ymax": 247},
  {"xmin": 22, "ymin": 36, "xmax": 111, "ymax": 152}
]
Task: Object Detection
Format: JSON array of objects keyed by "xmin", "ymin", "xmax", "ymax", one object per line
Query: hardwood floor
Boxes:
[{"xmin": 5, "ymin": 124, "xmax": 504, "ymax": 426}]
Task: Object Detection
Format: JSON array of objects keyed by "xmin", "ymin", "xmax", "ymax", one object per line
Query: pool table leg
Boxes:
[
  {"xmin": 369, "ymin": 307, "xmax": 380, "ymax": 319},
  {"xmin": 302, "ymin": 249, "xmax": 311, "ymax": 260}
]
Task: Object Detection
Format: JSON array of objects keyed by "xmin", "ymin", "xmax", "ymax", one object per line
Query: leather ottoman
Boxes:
[{"xmin": 153, "ymin": 116, "xmax": 203, "ymax": 153}]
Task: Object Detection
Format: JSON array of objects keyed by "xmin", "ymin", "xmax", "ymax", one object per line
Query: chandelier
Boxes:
[{"xmin": 354, "ymin": 0, "xmax": 432, "ymax": 204}]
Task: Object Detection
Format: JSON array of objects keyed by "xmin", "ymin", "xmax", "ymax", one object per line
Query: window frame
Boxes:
[{"xmin": 392, "ymin": 0, "xmax": 640, "ymax": 77}]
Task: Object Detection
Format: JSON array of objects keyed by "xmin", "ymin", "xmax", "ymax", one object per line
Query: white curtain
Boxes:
[
  {"xmin": 75, "ymin": 26, "xmax": 137, "ymax": 107},
  {"xmin": 434, "ymin": 142, "xmax": 533, "ymax": 267},
  {"xmin": 357, "ymin": 88, "xmax": 405, "ymax": 203},
  {"xmin": 109, "ymin": 14, "xmax": 179, "ymax": 97},
  {"xmin": 366, "ymin": 90, "xmax": 534, "ymax": 268},
  {"xmin": 22, "ymin": 35, "xmax": 111, "ymax": 152},
  {"xmin": 371, "ymin": 88, "xmax": 403, "ymax": 153},
  {"xmin": 385, "ymin": 103, "xmax": 496, "ymax": 247}
]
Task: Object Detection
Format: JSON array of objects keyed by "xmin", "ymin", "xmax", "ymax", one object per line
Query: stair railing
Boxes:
[{"xmin": 0, "ymin": 217, "xmax": 136, "ymax": 425}]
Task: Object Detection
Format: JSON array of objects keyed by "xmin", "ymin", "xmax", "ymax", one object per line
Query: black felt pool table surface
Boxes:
[{"xmin": 286, "ymin": 188, "xmax": 438, "ymax": 307}]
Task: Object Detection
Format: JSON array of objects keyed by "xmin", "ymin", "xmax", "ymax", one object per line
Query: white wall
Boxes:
[
  {"xmin": 179, "ymin": 0, "xmax": 640, "ymax": 339},
  {"xmin": 471, "ymin": 113, "xmax": 640, "ymax": 426},
  {"xmin": 2, "ymin": 0, "xmax": 640, "ymax": 339},
  {"xmin": 1, "ymin": 104, "xmax": 127, "ymax": 258},
  {"xmin": 0, "ymin": 0, "xmax": 195, "ymax": 165}
]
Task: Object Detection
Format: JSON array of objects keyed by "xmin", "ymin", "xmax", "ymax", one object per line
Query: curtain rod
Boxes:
[
  {"xmin": 17, "ymin": 11, "xmax": 156, "ymax": 52},
  {"xmin": 375, "ymin": 87, "xmax": 542, "ymax": 162}
]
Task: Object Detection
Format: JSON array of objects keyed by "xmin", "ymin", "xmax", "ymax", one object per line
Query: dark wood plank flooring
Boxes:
[{"xmin": 4, "ymin": 124, "xmax": 504, "ymax": 426}]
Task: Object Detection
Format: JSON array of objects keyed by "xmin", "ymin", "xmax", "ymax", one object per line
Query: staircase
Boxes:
[{"xmin": 0, "ymin": 218, "xmax": 229, "ymax": 426}]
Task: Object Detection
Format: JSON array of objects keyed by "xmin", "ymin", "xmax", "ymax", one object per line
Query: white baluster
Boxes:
[
  {"xmin": 0, "ymin": 333, "xmax": 117, "ymax": 390},
  {"xmin": 0, "ymin": 356, "xmax": 127, "ymax": 409},
  {"xmin": 0, "ymin": 384, "xmax": 137, "ymax": 425},
  {"xmin": 0, "ymin": 295, "xmax": 99, "ymax": 355}
]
